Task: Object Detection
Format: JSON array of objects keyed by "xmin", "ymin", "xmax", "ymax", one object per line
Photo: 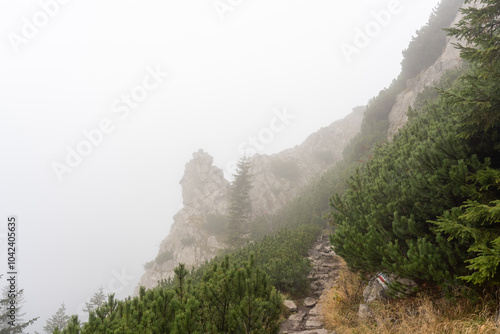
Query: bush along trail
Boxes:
[{"xmin": 280, "ymin": 234, "xmax": 340, "ymax": 334}]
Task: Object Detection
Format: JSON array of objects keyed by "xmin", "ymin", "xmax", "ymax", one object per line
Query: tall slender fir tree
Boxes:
[{"xmin": 227, "ymin": 156, "xmax": 253, "ymax": 248}]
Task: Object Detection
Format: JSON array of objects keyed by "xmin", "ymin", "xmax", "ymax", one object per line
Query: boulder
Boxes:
[
  {"xmin": 358, "ymin": 303, "xmax": 373, "ymax": 321},
  {"xmin": 363, "ymin": 278, "xmax": 387, "ymax": 303},
  {"xmin": 304, "ymin": 297, "xmax": 317, "ymax": 307},
  {"xmin": 283, "ymin": 300, "xmax": 297, "ymax": 312}
]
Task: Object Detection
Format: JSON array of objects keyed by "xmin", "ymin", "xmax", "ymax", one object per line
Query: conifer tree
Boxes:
[
  {"xmin": 44, "ymin": 303, "xmax": 70, "ymax": 334},
  {"xmin": 0, "ymin": 283, "xmax": 38, "ymax": 334},
  {"xmin": 83, "ymin": 287, "xmax": 106, "ymax": 314},
  {"xmin": 429, "ymin": 0, "xmax": 500, "ymax": 287},
  {"xmin": 434, "ymin": 167, "xmax": 500, "ymax": 285},
  {"xmin": 227, "ymin": 156, "xmax": 253, "ymax": 248},
  {"xmin": 444, "ymin": 0, "xmax": 500, "ymax": 138}
]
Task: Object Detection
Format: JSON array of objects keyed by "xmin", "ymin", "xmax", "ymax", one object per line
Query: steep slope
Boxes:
[
  {"xmin": 387, "ymin": 4, "xmax": 467, "ymax": 138},
  {"xmin": 135, "ymin": 106, "xmax": 364, "ymax": 293},
  {"xmin": 136, "ymin": 0, "xmax": 471, "ymax": 294}
]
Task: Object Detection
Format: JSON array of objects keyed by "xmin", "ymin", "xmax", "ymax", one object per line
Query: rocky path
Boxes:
[{"xmin": 280, "ymin": 235, "xmax": 340, "ymax": 334}]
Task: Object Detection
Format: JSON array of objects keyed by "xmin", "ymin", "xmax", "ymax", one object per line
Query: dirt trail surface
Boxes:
[{"xmin": 280, "ymin": 235, "xmax": 340, "ymax": 334}]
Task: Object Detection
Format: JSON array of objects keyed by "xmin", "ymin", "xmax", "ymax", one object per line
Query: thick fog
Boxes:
[{"xmin": 0, "ymin": 0, "xmax": 441, "ymax": 332}]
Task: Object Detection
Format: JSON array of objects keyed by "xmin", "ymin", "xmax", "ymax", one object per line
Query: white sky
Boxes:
[{"xmin": 0, "ymin": 0, "xmax": 442, "ymax": 331}]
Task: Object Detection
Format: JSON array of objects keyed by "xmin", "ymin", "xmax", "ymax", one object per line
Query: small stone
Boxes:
[
  {"xmin": 309, "ymin": 304, "xmax": 322, "ymax": 316},
  {"xmin": 363, "ymin": 279, "xmax": 387, "ymax": 303},
  {"xmin": 304, "ymin": 297, "xmax": 317, "ymax": 307},
  {"xmin": 305, "ymin": 319, "xmax": 322, "ymax": 328},
  {"xmin": 292, "ymin": 329, "xmax": 330, "ymax": 334},
  {"xmin": 288, "ymin": 311, "xmax": 306, "ymax": 322},
  {"xmin": 358, "ymin": 303, "xmax": 373, "ymax": 321},
  {"xmin": 283, "ymin": 300, "xmax": 297, "ymax": 312}
]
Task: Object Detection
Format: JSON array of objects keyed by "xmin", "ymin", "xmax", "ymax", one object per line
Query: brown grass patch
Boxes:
[{"xmin": 322, "ymin": 260, "xmax": 499, "ymax": 334}]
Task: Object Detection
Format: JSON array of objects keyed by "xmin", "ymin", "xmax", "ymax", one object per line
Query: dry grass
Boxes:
[{"xmin": 321, "ymin": 260, "xmax": 499, "ymax": 334}]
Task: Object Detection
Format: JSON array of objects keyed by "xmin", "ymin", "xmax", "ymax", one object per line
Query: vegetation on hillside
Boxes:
[
  {"xmin": 342, "ymin": 0, "xmax": 465, "ymax": 164},
  {"xmin": 331, "ymin": 0, "xmax": 500, "ymax": 295},
  {"xmin": 47, "ymin": 0, "xmax": 498, "ymax": 332}
]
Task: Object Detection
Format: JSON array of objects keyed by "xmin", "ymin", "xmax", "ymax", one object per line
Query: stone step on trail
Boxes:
[{"xmin": 279, "ymin": 235, "xmax": 339, "ymax": 334}]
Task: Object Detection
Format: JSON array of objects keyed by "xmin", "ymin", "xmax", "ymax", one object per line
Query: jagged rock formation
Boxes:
[
  {"xmin": 249, "ymin": 106, "xmax": 365, "ymax": 215},
  {"xmin": 387, "ymin": 5, "xmax": 467, "ymax": 138},
  {"xmin": 135, "ymin": 107, "xmax": 364, "ymax": 293},
  {"xmin": 134, "ymin": 150, "xmax": 229, "ymax": 294}
]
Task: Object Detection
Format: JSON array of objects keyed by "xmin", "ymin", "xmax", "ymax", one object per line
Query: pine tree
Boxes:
[
  {"xmin": 44, "ymin": 303, "xmax": 70, "ymax": 334},
  {"xmin": 434, "ymin": 165, "xmax": 500, "ymax": 285},
  {"xmin": 60, "ymin": 316, "xmax": 81, "ymax": 334},
  {"xmin": 444, "ymin": 0, "xmax": 500, "ymax": 138},
  {"xmin": 83, "ymin": 287, "xmax": 106, "ymax": 314},
  {"xmin": 227, "ymin": 156, "xmax": 253, "ymax": 248},
  {"xmin": 0, "ymin": 282, "xmax": 38, "ymax": 334},
  {"xmin": 431, "ymin": 0, "xmax": 500, "ymax": 287}
]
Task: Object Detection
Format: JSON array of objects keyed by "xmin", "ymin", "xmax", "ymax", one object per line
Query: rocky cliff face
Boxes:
[
  {"xmin": 136, "ymin": 3, "xmax": 474, "ymax": 295},
  {"xmin": 134, "ymin": 107, "xmax": 365, "ymax": 293},
  {"xmin": 387, "ymin": 4, "xmax": 468, "ymax": 138},
  {"xmin": 248, "ymin": 106, "xmax": 366, "ymax": 215}
]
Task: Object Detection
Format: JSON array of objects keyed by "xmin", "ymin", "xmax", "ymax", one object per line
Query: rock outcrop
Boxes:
[
  {"xmin": 387, "ymin": 5, "xmax": 467, "ymax": 138},
  {"xmin": 135, "ymin": 107, "xmax": 364, "ymax": 293},
  {"xmin": 134, "ymin": 150, "xmax": 229, "ymax": 293},
  {"xmin": 249, "ymin": 106, "xmax": 365, "ymax": 215}
]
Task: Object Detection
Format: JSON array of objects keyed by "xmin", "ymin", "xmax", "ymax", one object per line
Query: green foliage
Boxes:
[
  {"xmin": 83, "ymin": 287, "xmax": 107, "ymax": 314},
  {"xmin": 0, "ymin": 284, "xmax": 38, "ymax": 334},
  {"xmin": 227, "ymin": 156, "xmax": 253, "ymax": 248},
  {"xmin": 155, "ymin": 250, "xmax": 174, "ymax": 265},
  {"xmin": 331, "ymin": 0, "xmax": 500, "ymax": 294},
  {"xmin": 343, "ymin": 0, "xmax": 464, "ymax": 165},
  {"xmin": 434, "ymin": 167, "xmax": 500, "ymax": 285},
  {"xmin": 443, "ymin": 0, "xmax": 500, "ymax": 139},
  {"xmin": 401, "ymin": 0, "xmax": 465, "ymax": 81},
  {"xmin": 434, "ymin": 0, "xmax": 500, "ymax": 286},
  {"xmin": 331, "ymin": 94, "xmax": 477, "ymax": 288},
  {"xmin": 59, "ymin": 256, "xmax": 282, "ymax": 333},
  {"xmin": 200, "ymin": 256, "xmax": 282, "ymax": 333},
  {"xmin": 44, "ymin": 303, "xmax": 70, "ymax": 334},
  {"xmin": 231, "ymin": 226, "xmax": 319, "ymax": 295},
  {"xmin": 270, "ymin": 159, "xmax": 301, "ymax": 180},
  {"xmin": 343, "ymin": 85, "xmax": 398, "ymax": 164}
]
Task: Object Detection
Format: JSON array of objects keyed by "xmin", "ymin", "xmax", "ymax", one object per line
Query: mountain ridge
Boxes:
[{"xmin": 134, "ymin": 106, "xmax": 364, "ymax": 294}]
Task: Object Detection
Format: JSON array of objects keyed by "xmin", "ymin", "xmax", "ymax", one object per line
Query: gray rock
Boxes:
[
  {"xmin": 281, "ymin": 311, "xmax": 306, "ymax": 331},
  {"xmin": 283, "ymin": 300, "xmax": 297, "ymax": 312},
  {"xmin": 305, "ymin": 317, "xmax": 323, "ymax": 328},
  {"xmin": 363, "ymin": 278, "xmax": 387, "ymax": 303},
  {"xmin": 288, "ymin": 311, "xmax": 307, "ymax": 323},
  {"xmin": 309, "ymin": 304, "xmax": 322, "ymax": 316},
  {"xmin": 358, "ymin": 303, "xmax": 373, "ymax": 321},
  {"xmin": 304, "ymin": 297, "xmax": 317, "ymax": 307},
  {"xmin": 292, "ymin": 330, "xmax": 332, "ymax": 334}
]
